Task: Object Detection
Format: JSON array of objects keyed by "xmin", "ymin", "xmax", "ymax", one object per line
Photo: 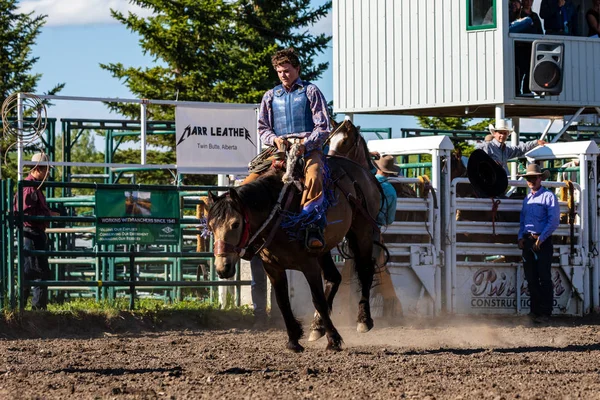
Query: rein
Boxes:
[
  {"xmin": 242, "ymin": 181, "xmax": 293, "ymax": 258},
  {"xmin": 213, "ymin": 176, "xmax": 295, "ymax": 259}
]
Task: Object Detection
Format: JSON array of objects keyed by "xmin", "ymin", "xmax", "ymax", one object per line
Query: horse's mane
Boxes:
[
  {"xmin": 208, "ymin": 169, "xmax": 284, "ymax": 224},
  {"xmin": 357, "ymin": 131, "xmax": 378, "ymax": 172},
  {"xmin": 237, "ymin": 169, "xmax": 284, "ymax": 205},
  {"xmin": 346, "ymin": 121, "xmax": 377, "ymax": 172}
]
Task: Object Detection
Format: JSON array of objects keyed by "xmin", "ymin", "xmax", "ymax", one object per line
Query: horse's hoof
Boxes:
[
  {"xmin": 326, "ymin": 342, "xmax": 343, "ymax": 351},
  {"xmin": 356, "ymin": 321, "xmax": 373, "ymax": 333},
  {"xmin": 308, "ymin": 329, "xmax": 326, "ymax": 342},
  {"xmin": 287, "ymin": 341, "xmax": 305, "ymax": 353}
]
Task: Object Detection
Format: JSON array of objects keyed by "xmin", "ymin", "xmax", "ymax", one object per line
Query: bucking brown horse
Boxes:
[{"xmin": 206, "ymin": 152, "xmax": 381, "ymax": 352}]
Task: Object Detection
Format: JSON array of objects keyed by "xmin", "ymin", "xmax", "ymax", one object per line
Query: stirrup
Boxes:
[{"xmin": 305, "ymin": 224, "xmax": 325, "ymax": 251}]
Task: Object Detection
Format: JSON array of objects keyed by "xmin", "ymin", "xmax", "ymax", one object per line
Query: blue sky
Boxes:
[{"xmin": 21, "ymin": 0, "xmax": 557, "ymax": 140}]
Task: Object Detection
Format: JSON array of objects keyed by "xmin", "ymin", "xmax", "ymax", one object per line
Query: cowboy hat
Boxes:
[
  {"xmin": 467, "ymin": 149, "xmax": 508, "ymax": 197},
  {"xmin": 375, "ymin": 155, "xmax": 401, "ymax": 176},
  {"xmin": 518, "ymin": 163, "xmax": 551, "ymax": 180},
  {"xmin": 31, "ymin": 152, "xmax": 53, "ymax": 168},
  {"xmin": 488, "ymin": 119, "xmax": 514, "ymax": 134}
]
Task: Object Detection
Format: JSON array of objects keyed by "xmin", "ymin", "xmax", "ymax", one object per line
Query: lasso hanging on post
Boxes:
[{"xmin": 1, "ymin": 92, "xmax": 50, "ymax": 182}]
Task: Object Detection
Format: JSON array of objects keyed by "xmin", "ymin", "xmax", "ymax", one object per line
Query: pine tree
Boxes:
[
  {"xmin": 0, "ymin": 0, "xmax": 64, "ymax": 104},
  {"xmin": 100, "ymin": 0, "xmax": 331, "ymax": 184},
  {"xmin": 417, "ymin": 116, "xmax": 494, "ymax": 156},
  {"xmin": 100, "ymin": 0, "xmax": 331, "ymax": 134}
]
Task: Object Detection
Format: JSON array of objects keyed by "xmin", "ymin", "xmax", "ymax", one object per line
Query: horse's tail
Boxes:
[{"xmin": 373, "ymin": 239, "xmax": 391, "ymax": 268}]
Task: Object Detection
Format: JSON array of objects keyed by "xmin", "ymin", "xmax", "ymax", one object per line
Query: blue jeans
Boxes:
[
  {"xmin": 523, "ymin": 236, "xmax": 554, "ymax": 317},
  {"xmin": 23, "ymin": 228, "xmax": 50, "ymax": 310},
  {"xmin": 250, "ymin": 256, "xmax": 267, "ymax": 318}
]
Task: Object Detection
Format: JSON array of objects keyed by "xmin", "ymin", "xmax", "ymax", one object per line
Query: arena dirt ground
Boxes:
[{"xmin": 0, "ymin": 313, "xmax": 599, "ymax": 399}]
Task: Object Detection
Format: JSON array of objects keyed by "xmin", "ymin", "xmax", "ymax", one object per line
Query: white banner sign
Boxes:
[{"xmin": 175, "ymin": 105, "xmax": 258, "ymax": 175}]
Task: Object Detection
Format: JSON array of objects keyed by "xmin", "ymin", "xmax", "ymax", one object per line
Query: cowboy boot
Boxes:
[{"xmin": 305, "ymin": 218, "xmax": 326, "ymax": 250}]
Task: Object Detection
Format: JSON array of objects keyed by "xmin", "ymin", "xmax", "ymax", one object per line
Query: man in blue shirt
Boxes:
[
  {"xmin": 374, "ymin": 155, "xmax": 400, "ymax": 227},
  {"xmin": 517, "ymin": 164, "xmax": 561, "ymax": 323}
]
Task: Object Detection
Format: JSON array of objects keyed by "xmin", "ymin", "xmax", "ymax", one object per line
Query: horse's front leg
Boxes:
[
  {"xmin": 302, "ymin": 263, "xmax": 343, "ymax": 351},
  {"xmin": 356, "ymin": 232, "xmax": 377, "ymax": 333},
  {"xmin": 264, "ymin": 264, "xmax": 304, "ymax": 352},
  {"xmin": 309, "ymin": 252, "xmax": 341, "ymax": 342}
]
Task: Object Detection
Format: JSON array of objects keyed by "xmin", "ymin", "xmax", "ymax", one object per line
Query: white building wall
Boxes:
[
  {"xmin": 333, "ymin": 0, "xmax": 504, "ymax": 113},
  {"xmin": 505, "ymin": 35, "xmax": 600, "ymax": 105}
]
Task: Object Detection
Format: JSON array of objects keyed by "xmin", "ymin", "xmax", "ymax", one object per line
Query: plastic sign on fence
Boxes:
[
  {"xmin": 96, "ymin": 189, "xmax": 180, "ymax": 244},
  {"xmin": 175, "ymin": 105, "xmax": 258, "ymax": 175}
]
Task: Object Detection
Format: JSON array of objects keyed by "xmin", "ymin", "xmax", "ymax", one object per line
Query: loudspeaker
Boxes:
[{"xmin": 529, "ymin": 40, "xmax": 564, "ymax": 95}]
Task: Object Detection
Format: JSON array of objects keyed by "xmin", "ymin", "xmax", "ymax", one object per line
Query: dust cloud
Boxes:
[{"xmin": 317, "ymin": 315, "xmax": 570, "ymax": 351}]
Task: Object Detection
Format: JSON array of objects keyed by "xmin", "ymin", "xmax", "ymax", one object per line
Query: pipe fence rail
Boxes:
[{"xmin": 0, "ymin": 179, "xmax": 249, "ymax": 311}]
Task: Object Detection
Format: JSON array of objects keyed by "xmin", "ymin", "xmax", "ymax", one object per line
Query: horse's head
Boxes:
[
  {"xmin": 206, "ymin": 188, "xmax": 250, "ymax": 279},
  {"xmin": 328, "ymin": 119, "xmax": 359, "ymax": 157},
  {"xmin": 328, "ymin": 119, "xmax": 371, "ymax": 169},
  {"xmin": 450, "ymin": 149, "xmax": 468, "ymax": 181}
]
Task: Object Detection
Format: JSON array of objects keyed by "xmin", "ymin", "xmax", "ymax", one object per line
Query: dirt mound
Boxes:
[{"xmin": 0, "ymin": 309, "xmax": 254, "ymax": 339}]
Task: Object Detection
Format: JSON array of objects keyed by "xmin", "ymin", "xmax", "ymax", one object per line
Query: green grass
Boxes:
[
  {"xmin": 42, "ymin": 297, "xmax": 253, "ymax": 315},
  {"xmin": 0, "ymin": 298, "xmax": 256, "ymax": 335}
]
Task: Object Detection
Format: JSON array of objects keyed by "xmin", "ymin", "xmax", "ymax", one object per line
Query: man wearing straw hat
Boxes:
[
  {"xmin": 13, "ymin": 153, "xmax": 58, "ymax": 310},
  {"xmin": 477, "ymin": 119, "xmax": 546, "ymax": 174},
  {"xmin": 374, "ymin": 155, "xmax": 401, "ymax": 227},
  {"xmin": 345, "ymin": 154, "xmax": 402, "ymax": 317},
  {"xmin": 517, "ymin": 163, "xmax": 560, "ymax": 323}
]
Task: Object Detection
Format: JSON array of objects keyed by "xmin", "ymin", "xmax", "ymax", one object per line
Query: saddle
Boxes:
[
  {"xmin": 248, "ymin": 146, "xmax": 305, "ymax": 178},
  {"xmin": 247, "ymin": 145, "xmax": 326, "ymax": 251}
]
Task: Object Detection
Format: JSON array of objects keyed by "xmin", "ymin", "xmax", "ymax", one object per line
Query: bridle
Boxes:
[
  {"xmin": 213, "ymin": 198, "xmax": 251, "ymax": 258},
  {"xmin": 212, "ymin": 182, "xmax": 293, "ymax": 259}
]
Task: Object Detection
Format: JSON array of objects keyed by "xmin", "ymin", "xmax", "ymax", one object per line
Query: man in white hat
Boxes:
[
  {"xmin": 13, "ymin": 153, "xmax": 58, "ymax": 310},
  {"xmin": 517, "ymin": 163, "xmax": 560, "ymax": 324},
  {"xmin": 476, "ymin": 119, "xmax": 546, "ymax": 174}
]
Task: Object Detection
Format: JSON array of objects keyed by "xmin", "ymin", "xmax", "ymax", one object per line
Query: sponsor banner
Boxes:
[
  {"xmin": 96, "ymin": 189, "xmax": 180, "ymax": 244},
  {"xmin": 175, "ymin": 105, "xmax": 258, "ymax": 175},
  {"xmin": 454, "ymin": 266, "xmax": 580, "ymax": 315}
]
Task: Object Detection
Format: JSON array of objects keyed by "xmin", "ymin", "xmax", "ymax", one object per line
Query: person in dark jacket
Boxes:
[
  {"xmin": 540, "ymin": 0, "xmax": 578, "ymax": 35},
  {"xmin": 14, "ymin": 153, "xmax": 58, "ymax": 310},
  {"xmin": 586, "ymin": 0, "xmax": 600, "ymax": 37},
  {"xmin": 520, "ymin": 0, "xmax": 544, "ymax": 33}
]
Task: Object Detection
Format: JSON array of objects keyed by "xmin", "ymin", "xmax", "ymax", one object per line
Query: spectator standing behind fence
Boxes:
[
  {"xmin": 517, "ymin": 164, "xmax": 560, "ymax": 324},
  {"xmin": 370, "ymin": 156, "xmax": 404, "ymax": 317},
  {"xmin": 374, "ymin": 156, "xmax": 400, "ymax": 228},
  {"xmin": 250, "ymin": 256, "xmax": 268, "ymax": 328},
  {"xmin": 476, "ymin": 119, "xmax": 545, "ymax": 174},
  {"xmin": 540, "ymin": 0, "xmax": 578, "ymax": 35},
  {"xmin": 14, "ymin": 153, "xmax": 59, "ymax": 310},
  {"xmin": 586, "ymin": 0, "xmax": 600, "ymax": 37}
]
